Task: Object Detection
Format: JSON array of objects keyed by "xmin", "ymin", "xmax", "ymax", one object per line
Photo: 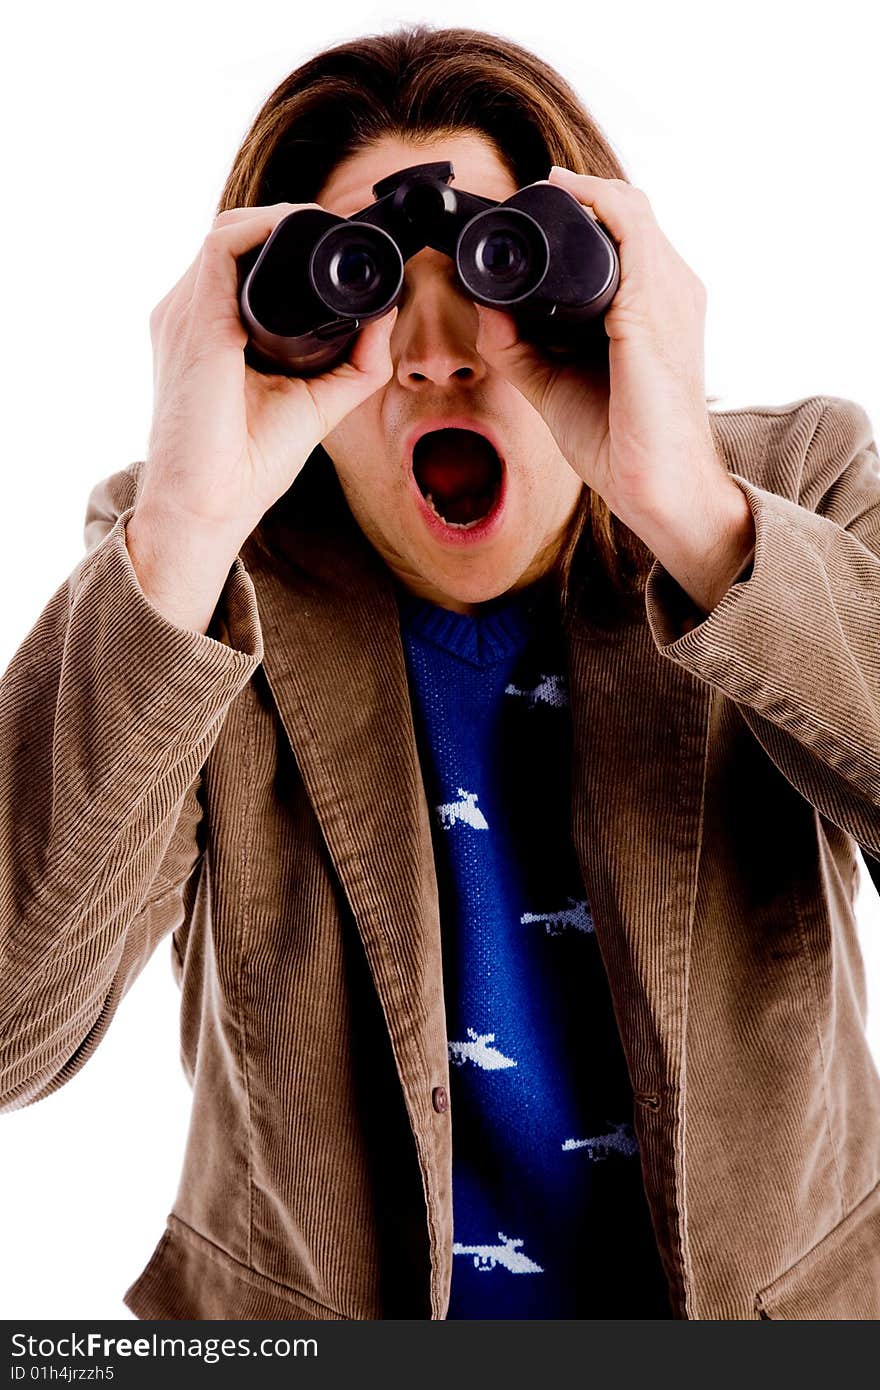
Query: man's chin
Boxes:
[{"xmin": 392, "ymin": 549, "xmax": 550, "ymax": 613}]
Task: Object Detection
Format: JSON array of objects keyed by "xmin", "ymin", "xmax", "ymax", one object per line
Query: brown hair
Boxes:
[{"xmin": 218, "ymin": 23, "xmax": 714, "ymax": 628}]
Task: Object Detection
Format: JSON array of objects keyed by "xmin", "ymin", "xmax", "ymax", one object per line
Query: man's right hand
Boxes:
[{"xmin": 140, "ymin": 201, "xmax": 398, "ymax": 548}]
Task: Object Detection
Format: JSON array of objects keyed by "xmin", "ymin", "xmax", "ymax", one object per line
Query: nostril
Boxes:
[{"xmin": 407, "ymin": 366, "xmax": 477, "ymax": 384}]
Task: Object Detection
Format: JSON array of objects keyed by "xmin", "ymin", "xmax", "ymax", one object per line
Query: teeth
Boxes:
[{"xmin": 424, "ymin": 491, "xmax": 483, "ymax": 529}]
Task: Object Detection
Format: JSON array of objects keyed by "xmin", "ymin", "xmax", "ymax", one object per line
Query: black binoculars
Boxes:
[{"xmin": 237, "ymin": 160, "xmax": 620, "ymax": 377}]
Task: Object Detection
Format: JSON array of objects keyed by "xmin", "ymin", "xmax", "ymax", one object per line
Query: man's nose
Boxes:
[{"xmin": 393, "ymin": 253, "xmax": 488, "ymax": 389}]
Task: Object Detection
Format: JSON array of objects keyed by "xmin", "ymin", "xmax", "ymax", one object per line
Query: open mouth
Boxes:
[{"xmin": 411, "ymin": 427, "xmax": 504, "ymax": 528}]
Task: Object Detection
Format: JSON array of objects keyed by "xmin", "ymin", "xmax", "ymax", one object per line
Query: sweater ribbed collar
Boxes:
[{"xmin": 393, "ymin": 573, "xmax": 558, "ymax": 668}]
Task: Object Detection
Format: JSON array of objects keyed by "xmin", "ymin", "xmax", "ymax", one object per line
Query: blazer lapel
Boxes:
[
  {"xmin": 564, "ymin": 611, "xmax": 711, "ymax": 1070},
  {"xmin": 563, "ymin": 605, "xmax": 711, "ymax": 1313},
  {"xmin": 240, "ymin": 449, "xmax": 449, "ymax": 1101},
  {"xmin": 564, "ymin": 407, "xmax": 743, "ymax": 1082}
]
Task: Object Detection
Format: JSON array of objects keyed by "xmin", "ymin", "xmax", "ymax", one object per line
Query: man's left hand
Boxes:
[{"xmin": 474, "ymin": 165, "xmax": 756, "ymax": 616}]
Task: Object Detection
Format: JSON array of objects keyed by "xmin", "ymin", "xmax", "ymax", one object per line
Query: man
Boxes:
[{"xmin": 1, "ymin": 25, "xmax": 879, "ymax": 1320}]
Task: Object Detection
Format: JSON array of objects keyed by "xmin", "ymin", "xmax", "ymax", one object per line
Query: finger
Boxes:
[
  {"xmin": 474, "ymin": 305, "xmax": 555, "ymax": 415},
  {"xmin": 193, "ymin": 207, "xmax": 323, "ymax": 314},
  {"xmin": 544, "ymin": 167, "xmax": 651, "ymax": 244},
  {"xmin": 531, "ymin": 175, "xmax": 599, "ymax": 222},
  {"xmin": 208, "ymin": 203, "xmax": 324, "ymax": 257},
  {"xmin": 154, "ymin": 204, "xmax": 323, "ymax": 334},
  {"xmin": 210, "ymin": 201, "xmax": 322, "ymax": 229},
  {"xmin": 346, "ymin": 306, "xmax": 399, "ymax": 379},
  {"xmin": 474, "ymin": 303, "xmax": 520, "ymax": 355},
  {"xmin": 304, "ymin": 308, "xmax": 399, "ymax": 434}
]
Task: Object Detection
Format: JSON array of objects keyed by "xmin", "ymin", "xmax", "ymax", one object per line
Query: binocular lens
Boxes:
[
  {"xmin": 476, "ymin": 230, "xmax": 530, "ymax": 281},
  {"xmin": 311, "ymin": 222, "xmax": 403, "ymax": 316},
  {"xmin": 330, "ymin": 244, "xmax": 380, "ymax": 293},
  {"xmin": 457, "ymin": 208, "xmax": 548, "ymax": 305}
]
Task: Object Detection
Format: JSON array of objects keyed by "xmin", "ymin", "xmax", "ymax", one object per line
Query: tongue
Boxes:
[{"xmin": 412, "ymin": 428, "xmax": 500, "ymax": 524}]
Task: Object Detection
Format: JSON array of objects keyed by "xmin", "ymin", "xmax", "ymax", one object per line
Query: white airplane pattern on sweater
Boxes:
[
  {"xmin": 562, "ymin": 1120, "xmax": 639, "ymax": 1159},
  {"xmin": 452, "ymin": 1232, "xmax": 544, "ymax": 1273},
  {"xmin": 520, "ymin": 895, "xmax": 594, "ymax": 936},
  {"xmin": 435, "ymin": 787, "xmax": 489, "ymax": 830},
  {"xmin": 447, "ymin": 1028, "xmax": 517, "ymax": 1070},
  {"xmin": 504, "ymin": 671, "xmax": 568, "ymax": 709}
]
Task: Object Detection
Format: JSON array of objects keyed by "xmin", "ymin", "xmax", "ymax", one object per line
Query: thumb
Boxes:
[{"xmin": 474, "ymin": 304, "xmax": 553, "ymax": 413}]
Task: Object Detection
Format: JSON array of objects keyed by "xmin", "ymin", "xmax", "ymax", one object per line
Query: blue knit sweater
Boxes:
[{"xmin": 395, "ymin": 575, "xmax": 672, "ymax": 1319}]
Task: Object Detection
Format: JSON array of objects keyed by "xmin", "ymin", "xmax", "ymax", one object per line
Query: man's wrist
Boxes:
[
  {"xmin": 124, "ymin": 509, "xmax": 246, "ymax": 637},
  {"xmin": 634, "ymin": 477, "xmax": 757, "ymax": 619}
]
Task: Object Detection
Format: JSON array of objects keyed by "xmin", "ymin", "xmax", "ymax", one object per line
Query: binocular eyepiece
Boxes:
[{"xmin": 238, "ymin": 160, "xmax": 620, "ymax": 377}]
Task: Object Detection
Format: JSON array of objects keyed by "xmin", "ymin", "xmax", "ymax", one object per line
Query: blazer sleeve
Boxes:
[
  {"xmin": 643, "ymin": 395, "xmax": 880, "ymax": 860},
  {"xmin": 0, "ymin": 465, "xmax": 263, "ymax": 1112}
]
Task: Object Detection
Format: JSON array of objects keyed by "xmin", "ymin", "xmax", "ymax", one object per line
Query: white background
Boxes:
[{"xmin": 1, "ymin": 0, "xmax": 879, "ymax": 1320}]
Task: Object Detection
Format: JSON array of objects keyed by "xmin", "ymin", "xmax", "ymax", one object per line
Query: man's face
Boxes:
[{"xmin": 317, "ymin": 132, "xmax": 585, "ymax": 615}]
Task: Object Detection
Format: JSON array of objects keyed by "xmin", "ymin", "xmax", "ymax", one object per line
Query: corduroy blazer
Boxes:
[{"xmin": 2, "ymin": 393, "xmax": 880, "ymax": 1320}]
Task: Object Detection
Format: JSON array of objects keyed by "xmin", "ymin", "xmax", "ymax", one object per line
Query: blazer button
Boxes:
[
  {"xmin": 634, "ymin": 1090, "xmax": 661, "ymax": 1112},
  {"xmin": 432, "ymin": 1086, "xmax": 448, "ymax": 1113}
]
